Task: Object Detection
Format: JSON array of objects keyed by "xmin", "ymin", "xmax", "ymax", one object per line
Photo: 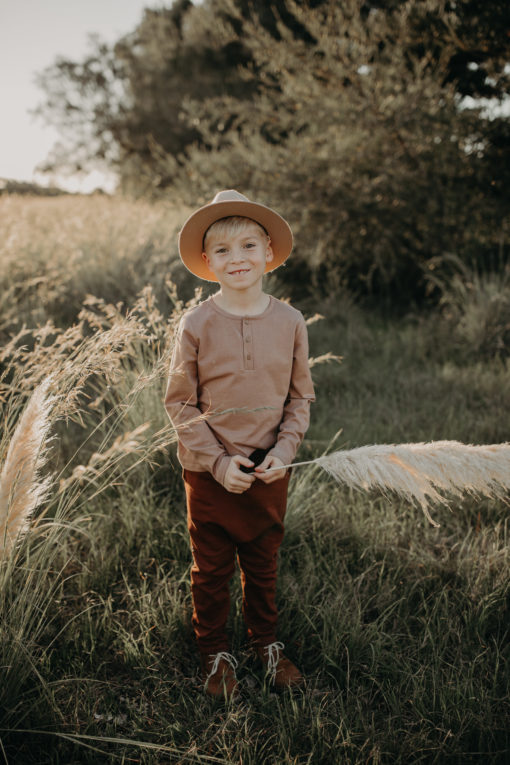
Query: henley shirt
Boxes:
[{"xmin": 164, "ymin": 295, "xmax": 315, "ymax": 486}]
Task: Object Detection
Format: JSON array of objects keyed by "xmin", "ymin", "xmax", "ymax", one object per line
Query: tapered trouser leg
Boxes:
[
  {"xmin": 237, "ymin": 525, "xmax": 284, "ymax": 647},
  {"xmin": 188, "ymin": 520, "xmax": 236, "ymax": 654}
]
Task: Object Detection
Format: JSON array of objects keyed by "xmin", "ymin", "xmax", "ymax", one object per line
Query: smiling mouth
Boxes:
[{"xmin": 229, "ymin": 268, "xmax": 250, "ymax": 275}]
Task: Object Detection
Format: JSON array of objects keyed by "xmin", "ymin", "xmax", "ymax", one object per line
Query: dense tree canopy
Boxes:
[{"xmin": 36, "ymin": 0, "xmax": 510, "ymax": 306}]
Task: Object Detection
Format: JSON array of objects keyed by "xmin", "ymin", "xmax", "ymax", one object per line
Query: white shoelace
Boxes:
[
  {"xmin": 263, "ymin": 641, "xmax": 285, "ymax": 680},
  {"xmin": 206, "ymin": 651, "xmax": 238, "ymax": 680}
]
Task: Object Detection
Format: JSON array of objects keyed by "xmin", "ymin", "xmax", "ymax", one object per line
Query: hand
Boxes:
[
  {"xmin": 223, "ymin": 455, "xmax": 256, "ymax": 494},
  {"xmin": 254, "ymin": 455, "xmax": 287, "ymax": 484}
]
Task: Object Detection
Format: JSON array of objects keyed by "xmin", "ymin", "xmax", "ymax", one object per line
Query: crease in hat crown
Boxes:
[{"xmin": 178, "ymin": 189, "xmax": 293, "ymax": 281}]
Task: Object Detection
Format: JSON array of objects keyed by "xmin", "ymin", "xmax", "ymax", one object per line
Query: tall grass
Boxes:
[
  {"xmin": 0, "ymin": 270, "xmax": 184, "ymax": 747},
  {"xmin": 0, "ymin": 194, "xmax": 193, "ymax": 334},
  {"xmin": 0, "ymin": 195, "xmax": 508, "ymax": 763}
]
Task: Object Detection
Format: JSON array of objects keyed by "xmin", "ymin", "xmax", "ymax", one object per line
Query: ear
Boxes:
[
  {"xmin": 265, "ymin": 240, "xmax": 274, "ymax": 264},
  {"xmin": 201, "ymin": 251, "xmax": 212, "ymax": 270}
]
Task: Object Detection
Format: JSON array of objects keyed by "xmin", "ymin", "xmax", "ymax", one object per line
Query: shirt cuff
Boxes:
[
  {"xmin": 211, "ymin": 454, "xmax": 231, "ymax": 486},
  {"xmin": 267, "ymin": 443, "xmax": 295, "ymax": 468}
]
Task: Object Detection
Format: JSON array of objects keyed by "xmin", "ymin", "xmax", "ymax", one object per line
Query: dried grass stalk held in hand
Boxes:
[
  {"xmin": 268, "ymin": 441, "xmax": 510, "ymax": 526},
  {"xmin": 0, "ymin": 378, "xmax": 55, "ymax": 555}
]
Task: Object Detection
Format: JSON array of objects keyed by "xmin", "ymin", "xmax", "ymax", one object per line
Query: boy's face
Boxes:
[{"xmin": 202, "ymin": 222, "xmax": 274, "ymax": 292}]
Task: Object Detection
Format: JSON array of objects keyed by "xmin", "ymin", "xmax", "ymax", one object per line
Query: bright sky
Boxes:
[{"xmin": 0, "ymin": 0, "xmax": 165, "ymax": 192}]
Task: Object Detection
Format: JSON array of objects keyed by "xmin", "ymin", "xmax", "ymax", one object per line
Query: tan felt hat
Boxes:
[{"xmin": 178, "ymin": 189, "xmax": 293, "ymax": 281}]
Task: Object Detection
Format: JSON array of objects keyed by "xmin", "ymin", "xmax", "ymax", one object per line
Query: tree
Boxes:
[
  {"xmin": 156, "ymin": 0, "xmax": 509, "ymax": 305},
  {"xmin": 36, "ymin": 0, "xmax": 509, "ymax": 189},
  {"xmin": 36, "ymin": 0, "xmax": 509, "ymax": 305},
  {"xmin": 35, "ymin": 0, "xmax": 324, "ymax": 192}
]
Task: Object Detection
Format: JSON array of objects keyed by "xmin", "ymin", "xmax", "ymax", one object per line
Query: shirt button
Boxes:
[
  {"xmin": 245, "ymin": 336, "xmax": 251, "ymax": 342},
  {"xmin": 247, "ymin": 354, "xmax": 252, "ymax": 360}
]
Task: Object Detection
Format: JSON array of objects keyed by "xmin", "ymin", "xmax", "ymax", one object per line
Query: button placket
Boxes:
[{"xmin": 243, "ymin": 320, "xmax": 254, "ymax": 370}]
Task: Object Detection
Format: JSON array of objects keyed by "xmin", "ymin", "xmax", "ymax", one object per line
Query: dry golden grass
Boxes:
[
  {"xmin": 0, "ymin": 192, "xmax": 198, "ymax": 559},
  {"xmin": 280, "ymin": 440, "xmax": 510, "ymax": 527},
  {"xmin": 0, "ymin": 194, "xmax": 187, "ymax": 272},
  {"xmin": 0, "ymin": 285, "xmax": 187, "ymax": 523},
  {"xmin": 0, "ymin": 377, "xmax": 55, "ymax": 554},
  {"xmin": 0, "ymin": 193, "xmax": 192, "ymax": 333}
]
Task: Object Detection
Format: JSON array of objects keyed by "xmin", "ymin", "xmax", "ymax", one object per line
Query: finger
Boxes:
[
  {"xmin": 236, "ymin": 475, "xmax": 255, "ymax": 489},
  {"xmin": 254, "ymin": 465, "xmax": 277, "ymax": 477},
  {"xmin": 234, "ymin": 455, "xmax": 255, "ymax": 469},
  {"xmin": 254, "ymin": 457, "xmax": 271, "ymax": 473},
  {"xmin": 260, "ymin": 467, "xmax": 285, "ymax": 483},
  {"xmin": 236, "ymin": 471, "xmax": 255, "ymax": 485},
  {"xmin": 228, "ymin": 483, "xmax": 245, "ymax": 494}
]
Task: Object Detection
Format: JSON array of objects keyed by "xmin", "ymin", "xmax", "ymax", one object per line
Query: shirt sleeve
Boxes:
[
  {"xmin": 164, "ymin": 316, "xmax": 231, "ymax": 485},
  {"xmin": 269, "ymin": 315, "xmax": 315, "ymax": 466}
]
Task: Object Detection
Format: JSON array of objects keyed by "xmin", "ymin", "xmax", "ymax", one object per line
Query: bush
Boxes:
[
  {"xmin": 153, "ymin": 1, "xmax": 508, "ymax": 309},
  {"xmin": 436, "ymin": 258, "xmax": 510, "ymax": 359}
]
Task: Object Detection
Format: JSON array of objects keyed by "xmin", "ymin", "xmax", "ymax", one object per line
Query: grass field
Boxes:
[{"xmin": 0, "ymin": 195, "xmax": 508, "ymax": 764}]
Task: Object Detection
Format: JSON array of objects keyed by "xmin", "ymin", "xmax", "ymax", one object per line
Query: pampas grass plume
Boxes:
[
  {"xmin": 275, "ymin": 441, "xmax": 510, "ymax": 526},
  {"xmin": 0, "ymin": 378, "xmax": 55, "ymax": 555}
]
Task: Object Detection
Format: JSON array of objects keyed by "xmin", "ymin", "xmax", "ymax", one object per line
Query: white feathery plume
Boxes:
[
  {"xmin": 270, "ymin": 441, "xmax": 510, "ymax": 526},
  {"xmin": 0, "ymin": 377, "xmax": 56, "ymax": 555}
]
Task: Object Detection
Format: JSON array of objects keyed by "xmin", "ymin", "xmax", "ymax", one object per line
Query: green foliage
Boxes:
[
  {"xmin": 35, "ymin": 0, "xmax": 510, "ymax": 307},
  {"xmin": 162, "ymin": 0, "xmax": 509, "ymax": 307},
  {"xmin": 35, "ymin": 0, "xmax": 268, "ymax": 193}
]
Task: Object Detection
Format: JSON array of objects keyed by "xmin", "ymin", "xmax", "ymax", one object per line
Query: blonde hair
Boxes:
[{"xmin": 203, "ymin": 216, "xmax": 269, "ymax": 252}]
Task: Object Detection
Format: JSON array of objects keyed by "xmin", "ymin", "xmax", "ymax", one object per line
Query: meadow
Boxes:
[{"xmin": 0, "ymin": 194, "xmax": 508, "ymax": 764}]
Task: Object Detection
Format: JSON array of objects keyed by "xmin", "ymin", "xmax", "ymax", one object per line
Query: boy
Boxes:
[{"xmin": 164, "ymin": 189, "xmax": 315, "ymax": 699}]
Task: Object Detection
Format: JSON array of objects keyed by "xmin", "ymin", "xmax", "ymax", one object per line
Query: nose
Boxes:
[{"xmin": 229, "ymin": 247, "xmax": 245, "ymax": 262}]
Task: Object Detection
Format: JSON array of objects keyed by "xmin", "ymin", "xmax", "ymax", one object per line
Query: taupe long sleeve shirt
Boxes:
[{"xmin": 164, "ymin": 295, "xmax": 315, "ymax": 486}]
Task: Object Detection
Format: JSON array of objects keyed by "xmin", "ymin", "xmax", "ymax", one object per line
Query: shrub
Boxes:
[{"xmin": 437, "ymin": 258, "xmax": 510, "ymax": 359}]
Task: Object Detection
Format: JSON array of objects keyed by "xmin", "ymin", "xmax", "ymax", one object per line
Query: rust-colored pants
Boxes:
[{"xmin": 183, "ymin": 469, "xmax": 291, "ymax": 655}]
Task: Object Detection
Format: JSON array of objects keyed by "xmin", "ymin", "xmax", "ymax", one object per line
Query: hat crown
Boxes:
[
  {"xmin": 178, "ymin": 189, "xmax": 293, "ymax": 281},
  {"xmin": 211, "ymin": 189, "xmax": 250, "ymax": 205}
]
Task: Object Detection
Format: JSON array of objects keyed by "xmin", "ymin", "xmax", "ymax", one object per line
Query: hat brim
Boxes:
[{"xmin": 178, "ymin": 199, "xmax": 293, "ymax": 281}]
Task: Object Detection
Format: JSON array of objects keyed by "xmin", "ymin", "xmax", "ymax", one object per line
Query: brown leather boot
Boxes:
[
  {"xmin": 257, "ymin": 641, "xmax": 303, "ymax": 689},
  {"xmin": 201, "ymin": 651, "xmax": 239, "ymax": 700}
]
